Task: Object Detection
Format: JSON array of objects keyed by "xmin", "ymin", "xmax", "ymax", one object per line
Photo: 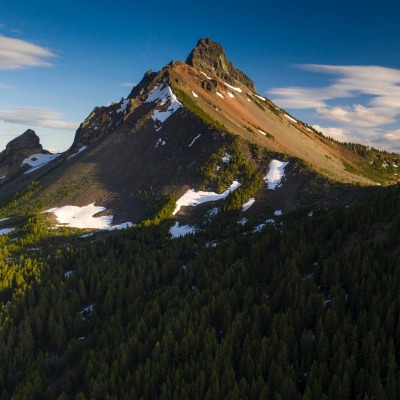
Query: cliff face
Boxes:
[{"xmin": 186, "ymin": 38, "xmax": 256, "ymax": 92}]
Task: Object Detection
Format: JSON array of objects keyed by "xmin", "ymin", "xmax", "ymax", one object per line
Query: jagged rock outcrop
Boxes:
[
  {"xmin": 186, "ymin": 38, "xmax": 256, "ymax": 92},
  {"xmin": 128, "ymin": 70, "xmax": 158, "ymax": 98},
  {"xmin": 4, "ymin": 129, "xmax": 42, "ymax": 154},
  {"xmin": 0, "ymin": 129, "xmax": 45, "ymax": 177},
  {"xmin": 71, "ymin": 106, "xmax": 111, "ymax": 150}
]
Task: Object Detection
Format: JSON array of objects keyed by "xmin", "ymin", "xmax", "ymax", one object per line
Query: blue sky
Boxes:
[{"xmin": 1, "ymin": 0, "xmax": 400, "ymax": 152}]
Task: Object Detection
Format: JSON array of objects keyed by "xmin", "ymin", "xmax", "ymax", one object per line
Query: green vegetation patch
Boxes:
[
  {"xmin": 0, "ymin": 181, "xmax": 42, "ymax": 218},
  {"xmin": 140, "ymin": 192, "xmax": 177, "ymax": 227},
  {"xmin": 172, "ymin": 87, "xmax": 229, "ymax": 132}
]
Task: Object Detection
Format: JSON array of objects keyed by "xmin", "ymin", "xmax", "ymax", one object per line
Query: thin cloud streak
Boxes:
[
  {"xmin": 0, "ymin": 36, "xmax": 56, "ymax": 69},
  {"xmin": 0, "ymin": 107, "xmax": 79, "ymax": 130}
]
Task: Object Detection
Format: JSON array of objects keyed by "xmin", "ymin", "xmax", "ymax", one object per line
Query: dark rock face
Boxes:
[
  {"xmin": 0, "ymin": 129, "xmax": 45, "ymax": 177},
  {"xmin": 186, "ymin": 38, "xmax": 256, "ymax": 92},
  {"xmin": 201, "ymin": 79, "xmax": 218, "ymax": 92},
  {"xmin": 71, "ymin": 106, "xmax": 110, "ymax": 150}
]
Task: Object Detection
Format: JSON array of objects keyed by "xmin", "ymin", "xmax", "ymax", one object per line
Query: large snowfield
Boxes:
[
  {"xmin": 173, "ymin": 181, "xmax": 241, "ymax": 215},
  {"xmin": 22, "ymin": 153, "xmax": 60, "ymax": 174},
  {"xmin": 46, "ymin": 203, "xmax": 133, "ymax": 231}
]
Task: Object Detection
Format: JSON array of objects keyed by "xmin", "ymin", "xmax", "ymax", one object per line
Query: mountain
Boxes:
[
  {"xmin": 0, "ymin": 38, "xmax": 398, "ymax": 226},
  {"xmin": 2, "ymin": 39, "xmax": 400, "ymax": 399}
]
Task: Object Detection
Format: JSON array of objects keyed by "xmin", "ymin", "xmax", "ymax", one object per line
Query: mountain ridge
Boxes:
[{"xmin": 0, "ymin": 38, "xmax": 398, "ymax": 227}]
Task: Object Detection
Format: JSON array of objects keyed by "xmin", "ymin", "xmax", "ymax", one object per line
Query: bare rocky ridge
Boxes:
[{"xmin": 186, "ymin": 38, "xmax": 256, "ymax": 92}]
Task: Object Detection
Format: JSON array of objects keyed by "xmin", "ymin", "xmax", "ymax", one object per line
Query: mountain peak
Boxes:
[
  {"xmin": 186, "ymin": 38, "xmax": 256, "ymax": 92},
  {"xmin": 5, "ymin": 129, "xmax": 42, "ymax": 152},
  {"xmin": 0, "ymin": 129, "xmax": 46, "ymax": 178}
]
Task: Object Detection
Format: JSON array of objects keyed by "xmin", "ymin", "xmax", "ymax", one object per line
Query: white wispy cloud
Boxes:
[
  {"xmin": 316, "ymin": 104, "xmax": 398, "ymax": 127},
  {"xmin": 0, "ymin": 36, "xmax": 56, "ymax": 69},
  {"xmin": 0, "ymin": 107, "xmax": 79, "ymax": 130},
  {"xmin": 269, "ymin": 65, "xmax": 400, "ymax": 151}
]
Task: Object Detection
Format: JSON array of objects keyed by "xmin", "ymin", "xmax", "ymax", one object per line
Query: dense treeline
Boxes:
[{"xmin": 1, "ymin": 184, "xmax": 400, "ymax": 398}]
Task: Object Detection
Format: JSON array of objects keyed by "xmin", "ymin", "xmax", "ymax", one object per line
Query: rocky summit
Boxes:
[{"xmin": 186, "ymin": 38, "xmax": 256, "ymax": 92}]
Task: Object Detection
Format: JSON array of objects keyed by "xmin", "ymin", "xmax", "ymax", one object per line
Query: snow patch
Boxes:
[
  {"xmin": 22, "ymin": 153, "xmax": 60, "ymax": 174},
  {"xmin": 188, "ymin": 134, "xmax": 201, "ymax": 148},
  {"xmin": 80, "ymin": 232, "xmax": 94, "ymax": 238},
  {"xmin": 242, "ymin": 198, "xmax": 255, "ymax": 211},
  {"xmin": 145, "ymin": 86, "xmax": 171, "ymax": 104},
  {"xmin": 284, "ymin": 114, "xmax": 297, "ymax": 123},
  {"xmin": 253, "ymin": 219, "xmax": 275, "ymax": 232},
  {"xmin": 216, "ymin": 92, "xmax": 224, "ymax": 98},
  {"xmin": 81, "ymin": 304, "xmax": 95, "ymax": 320},
  {"xmin": 264, "ymin": 160, "xmax": 289, "ymax": 190},
  {"xmin": 0, "ymin": 218, "xmax": 10, "ymax": 223},
  {"xmin": 227, "ymin": 92, "xmax": 235, "ymax": 99},
  {"xmin": 0, "ymin": 176, "xmax": 5, "ymax": 179},
  {"xmin": 155, "ymin": 138, "xmax": 166, "ymax": 148},
  {"xmin": 68, "ymin": 145, "xmax": 88, "ymax": 160},
  {"xmin": 117, "ymin": 99, "xmax": 129, "ymax": 113},
  {"xmin": 238, "ymin": 218, "xmax": 248, "ymax": 226},
  {"xmin": 201, "ymin": 71, "xmax": 212, "ymax": 80},
  {"xmin": 173, "ymin": 181, "xmax": 241, "ymax": 215},
  {"xmin": 169, "ymin": 222, "xmax": 196, "ymax": 238},
  {"xmin": 205, "ymin": 207, "xmax": 219, "ymax": 219},
  {"xmin": 274, "ymin": 210, "xmax": 282, "ymax": 216},
  {"xmin": 109, "ymin": 222, "xmax": 134, "ymax": 231},
  {"xmin": 0, "ymin": 227, "xmax": 14, "ymax": 236},
  {"xmin": 145, "ymin": 85, "xmax": 182, "ymax": 129},
  {"xmin": 308, "ymin": 211, "xmax": 314, "ymax": 217},
  {"xmin": 192, "ymin": 91, "xmax": 198, "ymax": 97},
  {"xmin": 247, "ymin": 98, "xmax": 251, "ymax": 102},
  {"xmin": 254, "ymin": 94, "xmax": 266, "ymax": 101},
  {"xmin": 46, "ymin": 203, "xmax": 133, "ymax": 231},
  {"xmin": 222, "ymin": 153, "xmax": 231, "ymax": 163},
  {"xmin": 224, "ymin": 82, "xmax": 242, "ymax": 93},
  {"xmin": 258, "ymin": 129, "xmax": 267, "ymax": 136}
]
